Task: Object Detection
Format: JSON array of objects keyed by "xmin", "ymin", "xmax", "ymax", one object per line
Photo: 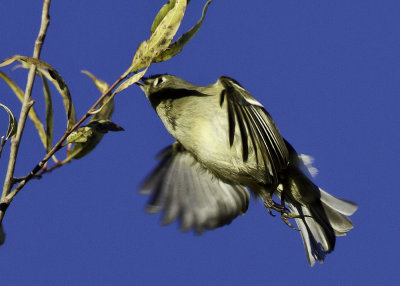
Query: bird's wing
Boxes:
[
  {"xmin": 140, "ymin": 143, "xmax": 250, "ymax": 234},
  {"xmin": 218, "ymin": 76, "xmax": 289, "ymax": 183}
]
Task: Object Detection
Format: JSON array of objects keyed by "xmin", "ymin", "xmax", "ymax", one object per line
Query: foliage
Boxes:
[{"xmin": 0, "ymin": 0, "xmax": 213, "ymax": 246}]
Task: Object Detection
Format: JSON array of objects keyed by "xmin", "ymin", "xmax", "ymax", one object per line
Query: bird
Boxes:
[{"xmin": 137, "ymin": 74, "xmax": 358, "ymax": 266}]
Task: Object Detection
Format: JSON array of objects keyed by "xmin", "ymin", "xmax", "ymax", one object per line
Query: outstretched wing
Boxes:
[
  {"xmin": 140, "ymin": 143, "xmax": 250, "ymax": 234},
  {"xmin": 218, "ymin": 76, "xmax": 289, "ymax": 183}
]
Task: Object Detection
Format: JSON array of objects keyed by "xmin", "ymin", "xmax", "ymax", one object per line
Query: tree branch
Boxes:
[{"xmin": 0, "ymin": 0, "xmax": 51, "ymax": 225}]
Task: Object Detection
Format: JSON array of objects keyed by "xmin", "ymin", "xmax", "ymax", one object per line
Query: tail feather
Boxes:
[
  {"xmin": 282, "ymin": 159, "xmax": 357, "ymax": 266},
  {"xmin": 320, "ymin": 188, "xmax": 358, "ymax": 216},
  {"xmin": 286, "ymin": 200, "xmax": 327, "ymax": 266},
  {"xmin": 321, "ymin": 200, "xmax": 355, "ymax": 236}
]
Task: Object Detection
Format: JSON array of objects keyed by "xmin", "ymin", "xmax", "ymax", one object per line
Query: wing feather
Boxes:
[
  {"xmin": 140, "ymin": 143, "xmax": 250, "ymax": 233},
  {"xmin": 218, "ymin": 76, "xmax": 289, "ymax": 184}
]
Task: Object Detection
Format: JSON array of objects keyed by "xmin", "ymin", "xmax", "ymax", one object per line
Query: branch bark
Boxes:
[{"xmin": 0, "ymin": 0, "xmax": 51, "ymax": 225}]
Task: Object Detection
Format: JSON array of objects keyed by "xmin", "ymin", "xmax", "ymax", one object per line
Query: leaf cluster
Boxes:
[{"xmin": 0, "ymin": 0, "xmax": 213, "ymax": 246}]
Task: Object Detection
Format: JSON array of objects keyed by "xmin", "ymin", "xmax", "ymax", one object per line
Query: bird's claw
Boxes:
[
  {"xmin": 264, "ymin": 193, "xmax": 312, "ymax": 231},
  {"xmin": 264, "ymin": 196, "xmax": 284, "ymax": 217},
  {"xmin": 281, "ymin": 212, "xmax": 301, "ymax": 231}
]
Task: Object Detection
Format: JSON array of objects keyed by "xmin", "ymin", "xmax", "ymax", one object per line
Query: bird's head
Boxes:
[{"xmin": 137, "ymin": 74, "xmax": 200, "ymax": 97}]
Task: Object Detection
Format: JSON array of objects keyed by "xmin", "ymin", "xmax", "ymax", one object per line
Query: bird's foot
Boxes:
[
  {"xmin": 264, "ymin": 193, "xmax": 311, "ymax": 231},
  {"xmin": 263, "ymin": 195, "xmax": 284, "ymax": 217},
  {"xmin": 281, "ymin": 212, "xmax": 313, "ymax": 231},
  {"xmin": 280, "ymin": 212, "xmax": 301, "ymax": 231}
]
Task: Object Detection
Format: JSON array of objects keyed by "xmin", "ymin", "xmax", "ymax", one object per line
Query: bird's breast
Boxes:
[{"xmin": 155, "ymin": 95, "xmax": 266, "ymax": 185}]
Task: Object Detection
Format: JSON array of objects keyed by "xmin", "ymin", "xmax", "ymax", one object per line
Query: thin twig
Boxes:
[
  {"xmin": 2, "ymin": 74, "xmax": 127, "ymax": 208},
  {"xmin": 0, "ymin": 0, "xmax": 131, "ymax": 226},
  {"xmin": 0, "ymin": 136, "xmax": 5, "ymax": 159},
  {"xmin": 0, "ymin": 0, "xmax": 51, "ymax": 224}
]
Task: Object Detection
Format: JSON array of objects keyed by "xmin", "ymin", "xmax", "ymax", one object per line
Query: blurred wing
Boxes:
[
  {"xmin": 140, "ymin": 143, "xmax": 250, "ymax": 234},
  {"xmin": 218, "ymin": 76, "xmax": 289, "ymax": 183}
]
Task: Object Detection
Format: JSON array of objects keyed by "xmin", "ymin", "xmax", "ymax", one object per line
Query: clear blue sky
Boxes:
[{"xmin": 0, "ymin": 1, "xmax": 399, "ymax": 285}]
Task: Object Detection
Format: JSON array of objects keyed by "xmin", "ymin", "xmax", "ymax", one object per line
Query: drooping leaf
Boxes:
[
  {"xmin": 0, "ymin": 56, "xmax": 64, "ymax": 88},
  {"xmin": 1, "ymin": 55, "xmax": 76, "ymax": 130},
  {"xmin": 154, "ymin": 0, "xmax": 213, "ymax": 63},
  {"xmin": 67, "ymin": 120, "xmax": 124, "ymax": 160},
  {"xmin": 38, "ymin": 73, "xmax": 53, "ymax": 152},
  {"xmin": 91, "ymin": 94, "xmax": 115, "ymax": 122},
  {"xmin": 81, "ymin": 70, "xmax": 114, "ymax": 122},
  {"xmin": 0, "ymin": 103, "xmax": 17, "ymax": 140},
  {"xmin": 81, "ymin": 70, "xmax": 109, "ymax": 93},
  {"xmin": 129, "ymin": 0, "xmax": 187, "ymax": 72},
  {"xmin": 0, "ymin": 71, "xmax": 46, "ymax": 144},
  {"xmin": 65, "ymin": 69, "xmax": 121, "ymax": 160},
  {"xmin": 39, "ymin": 69, "xmax": 76, "ymax": 130},
  {"xmin": 67, "ymin": 70, "xmax": 121, "ymax": 160}
]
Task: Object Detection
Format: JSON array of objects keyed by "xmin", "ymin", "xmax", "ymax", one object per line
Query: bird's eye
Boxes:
[{"xmin": 153, "ymin": 77, "xmax": 165, "ymax": 87}]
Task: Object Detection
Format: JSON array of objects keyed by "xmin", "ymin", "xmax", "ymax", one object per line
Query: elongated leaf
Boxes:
[
  {"xmin": 151, "ymin": 0, "xmax": 177, "ymax": 34},
  {"xmin": 67, "ymin": 120, "xmax": 124, "ymax": 160},
  {"xmin": 0, "ymin": 56, "xmax": 65, "ymax": 88},
  {"xmin": 129, "ymin": 0, "xmax": 187, "ymax": 72},
  {"xmin": 38, "ymin": 73, "xmax": 53, "ymax": 152},
  {"xmin": 81, "ymin": 70, "xmax": 109, "ymax": 93},
  {"xmin": 1, "ymin": 55, "xmax": 76, "ymax": 130},
  {"xmin": 67, "ymin": 70, "xmax": 120, "ymax": 160},
  {"xmin": 150, "ymin": 0, "xmax": 191, "ymax": 34},
  {"xmin": 154, "ymin": 0, "xmax": 213, "ymax": 63},
  {"xmin": 80, "ymin": 70, "xmax": 114, "ymax": 121},
  {"xmin": 115, "ymin": 68, "xmax": 149, "ymax": 94},
  {"xmin": 91, "ymin": 95, "xmax": 115, "ymax": 122},
  {"xmin": 0, "ymin": 71, "xmax": 46, "ymax": 144},
  {"xmin": 0, "ymin": 103, "xmax": 17, "ymax": 140},
  {"xmin": 39, "ymin": 69, "xmax": 76, "ymax": 130}
]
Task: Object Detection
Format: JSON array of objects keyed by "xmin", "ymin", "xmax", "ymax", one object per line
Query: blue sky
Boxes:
[{"xmin": 0, "ymin": 1, "xmax": 399, "ymax": 285}]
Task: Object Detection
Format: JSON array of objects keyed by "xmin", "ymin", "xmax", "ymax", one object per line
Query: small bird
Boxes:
[{"xmin": 137, "ymin": 74, "xmax": 357, "ymax": 266}]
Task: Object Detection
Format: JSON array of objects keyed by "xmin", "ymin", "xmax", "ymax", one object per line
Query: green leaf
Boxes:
[
  {"xmin": 151, "ymin": 0, "xmax": 177, "ymax": 35},
  {"xmin": 39, "ymin": 69, "xmax": 76, "ymax": 130},
  {"xmin": 66, "ymin": 70, "xmax": 121, "ymax": 160},
  {"xmin": 1, "ymin": 55, "xmax": 77, "ymax": 130},
  {"xmin": 67, "ymin": 126, "xmax": 96, "ymax": 144},
  {"xmin": 114, "ymin": 68, "xmax": 149, "ymax": 95},
  {"xmin": 0, "ymin": 71, "xmax": 47, "ymax": 144},
  {"xmin": 81, "ymin": 70, "xmax": 115, "ymax": 122},
  {"xmin": 129, "ymin": 0, "xmax": 187, "ymax": 72},
  {"xmin": 150, "ymin": 0, "xmax": 191, "ymax": 35},
  {"xmin": 91, "ymin": 94, "xmax": 115, "ymax": 122},
  {"xmin": 67, "ymin": 120, "xmax": 124, "ymax": 160},
  {"xmin": 38, "ymin": 73, "xmax": 53, "ymax": 152},
  {"xmin": 0, "ymin": 103, "xmax": 17, "ymax": 140},
  {"xmin": 154, "ymin": 0, "xmax": 213, "ymax": 63},
  {"xmin": 81, "ymin": 70, "xmax": 109, "ymax": 93}
]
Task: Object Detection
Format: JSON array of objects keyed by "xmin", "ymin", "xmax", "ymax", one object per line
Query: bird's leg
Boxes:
[
  {"xmin": 263, "ymin": 188, "xmax": 311, "ymax": 230},
  {"xmin": 278, "ymin": 191, "xmax": 312, "ymax": 231},
  {"xmin": 263, "ymin": 192, "xmax": 284, "ymax": 217},
  {"xmin": 279, "ymin": 193, "xmax": 299, "ymax": 231}
]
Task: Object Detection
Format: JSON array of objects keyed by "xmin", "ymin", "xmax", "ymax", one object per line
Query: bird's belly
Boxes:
[{"xmin": 174, "ymin": 104, "xmax": 265, "ymax": 185}]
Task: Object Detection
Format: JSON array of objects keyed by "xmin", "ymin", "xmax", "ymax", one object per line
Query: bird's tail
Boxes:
[{"xmin": 281, "ymin": 144, "xmax": 358, "ymax": 266}]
